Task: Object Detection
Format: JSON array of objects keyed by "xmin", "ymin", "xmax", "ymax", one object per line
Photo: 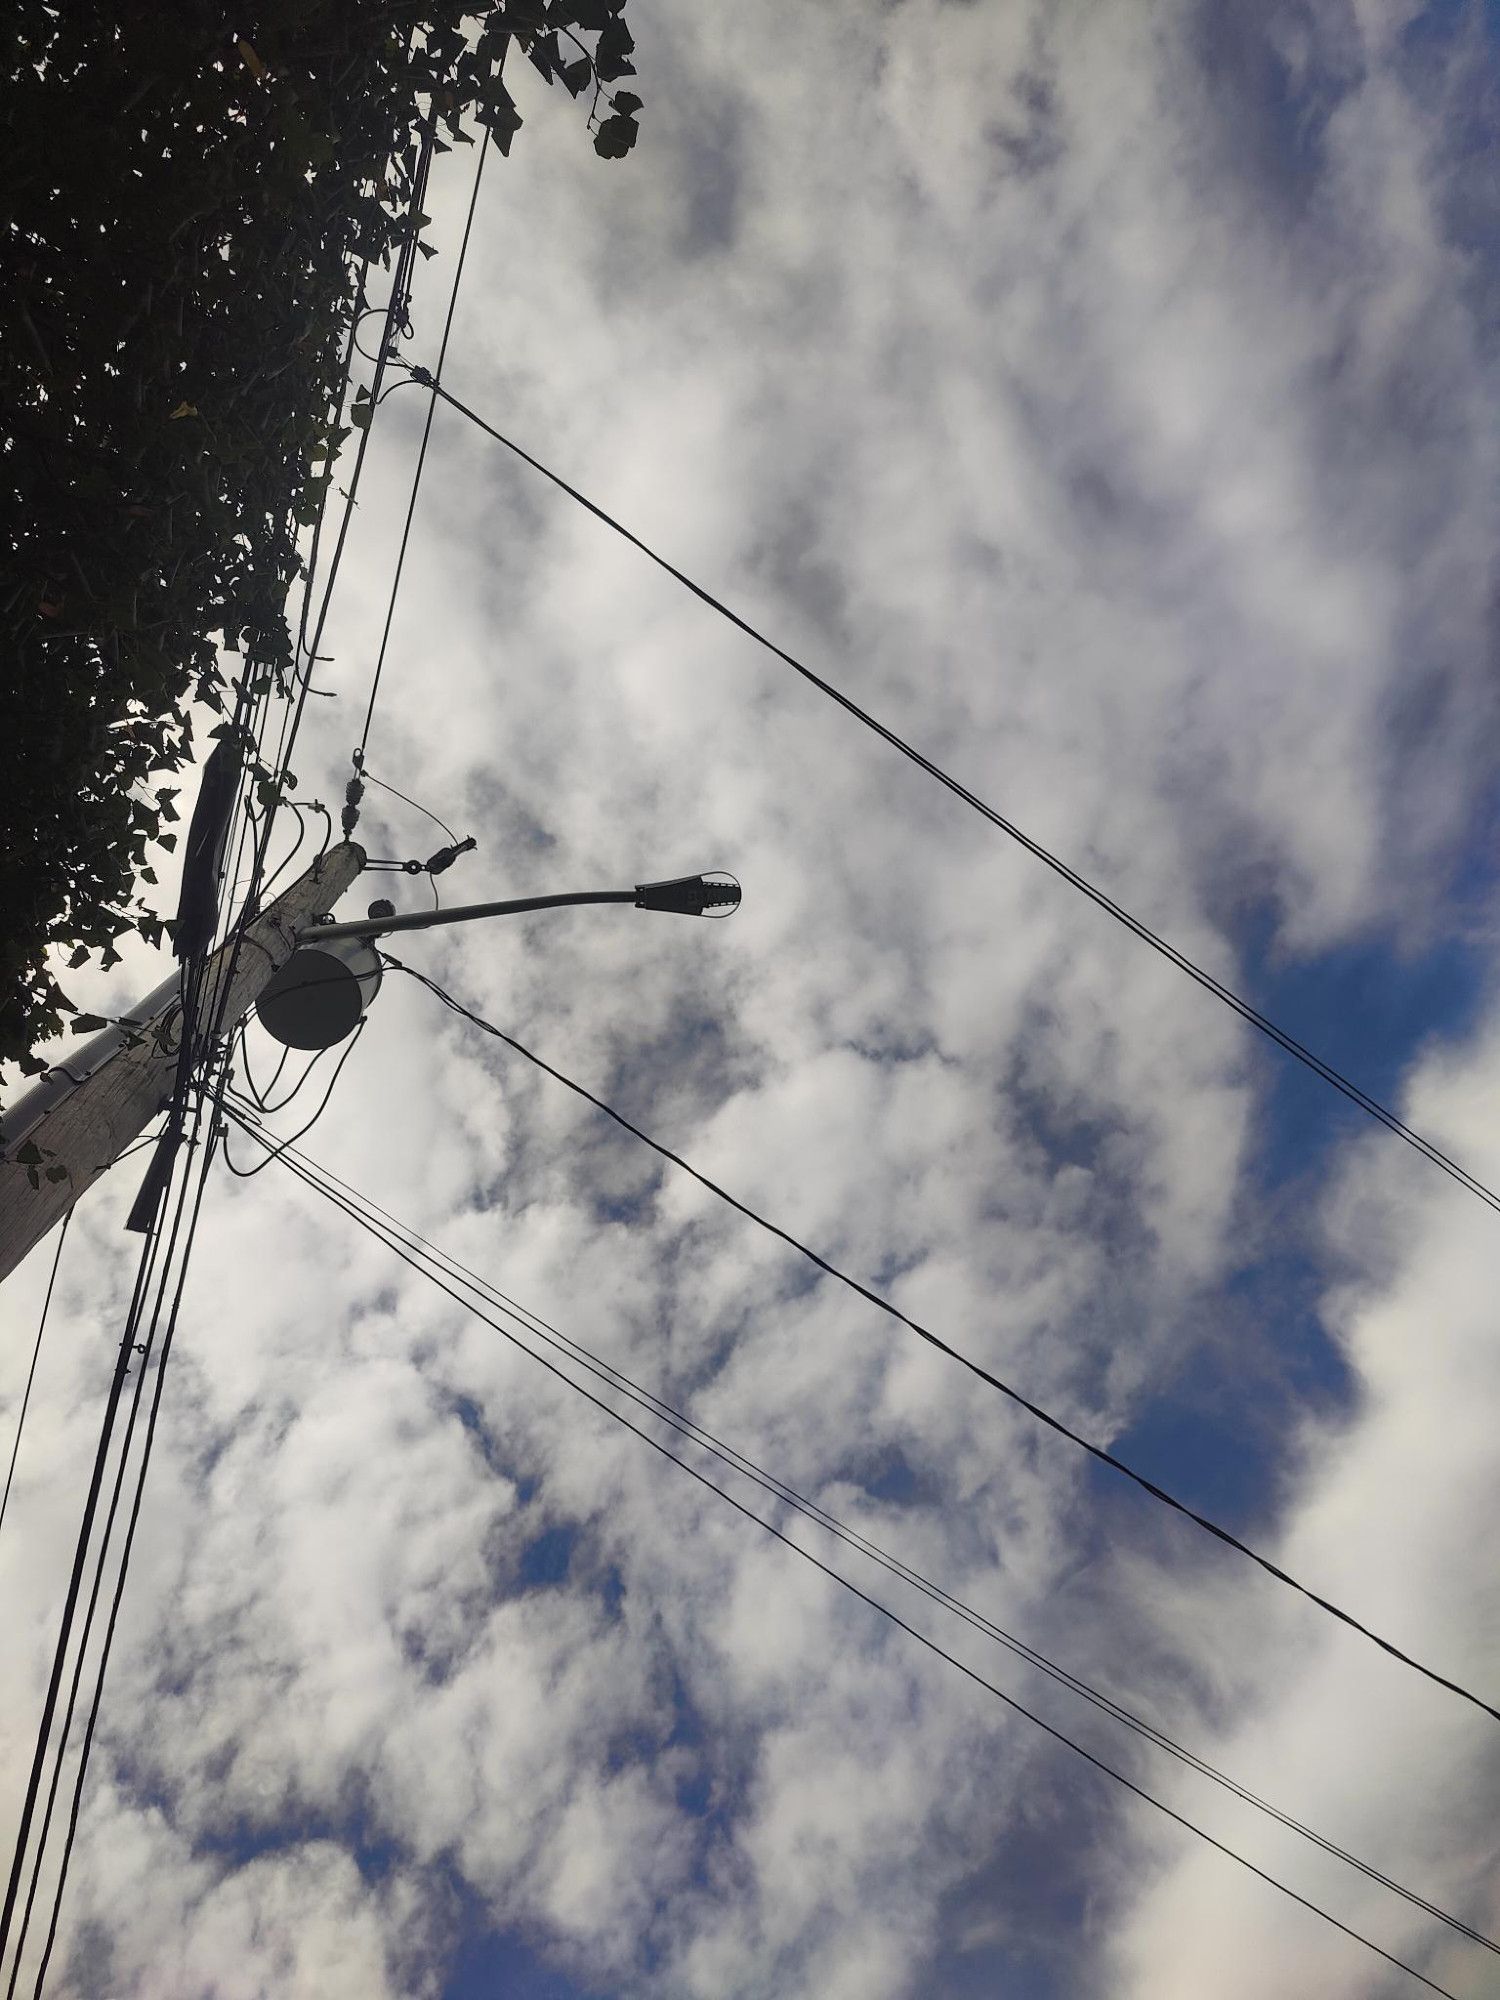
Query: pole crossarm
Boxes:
[{"xmin": 0, "ymin": 844, "xmax": 366, "ymax": 1288}]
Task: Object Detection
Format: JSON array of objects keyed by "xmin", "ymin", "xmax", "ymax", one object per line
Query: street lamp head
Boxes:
[{"xmin": 634, "ymin": 872, "xmax": 742, "ymax": 918}]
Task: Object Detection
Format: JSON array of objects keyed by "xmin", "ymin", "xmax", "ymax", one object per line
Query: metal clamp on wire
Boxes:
[{"xmin": 634, "ymin": 873, "xmax": 741, "ymax": 918}]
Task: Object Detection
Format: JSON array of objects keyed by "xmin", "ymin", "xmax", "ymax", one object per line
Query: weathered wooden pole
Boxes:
[{"xmin": 0, "ymin": 843, "xmax": 365, "ymax": 1288}]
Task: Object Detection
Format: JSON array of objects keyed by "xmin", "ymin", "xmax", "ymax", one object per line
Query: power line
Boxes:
[
  {"xmin": 2, "ymin": 933, "xmax": 230, "ymax": 1990},
  {"xmin": 5, "ymin": 1117, "xmax": 193, "ymax": 1998},
  {"xmin": 290, "ymin": 121, "xmax": 439, "ymax": 858},
  {"xmin": 227, "ymin": 1114, "xmax": 1500, "ymax": 1961},
  {"xmin": 219, "ymin": 1022, "xmax": 366, "ymax": 1178},
  {"xmin": 0, "ymin": 1161, "xmax": 173, "ymax": 1984},
  {"xmin": 304, "ymin": 126, "xmax": 436, "ymax": 695},
  {"xmin": 357, "ymin": 126, "xmax": 493, "ymax": 762},
  {"xmin": 5, "ymin": 128, "xmax": 437, "ymax": 1980},
  {"xmin": 8, "ymin": 377, "xmax": 287, "ymax": 1993},
  {"xmin": 0, "ymin": 879, "xmax": 234, "ymax": 1982},
  {"xmin": 357, "ymin": 768, "xmax": 459, "ymax": 845},
  {"xmin": 408, "ymin": 372, "xmax": 1500, "ymax": 1224},
  {"xmin": 385, "ymin": 956, "xmax": 1500, "ymax": 1728},
  {"xmin": 28, "ymin": 1074, "xmax": 228, "ymax": 2000},
  {"xmin": 230, "ymin": 1116, "xmax": 1467, "ymax": 2000},
  {"xmin": 0, "ymin": 1217, "xmax": 69, "ymax": 1544},
  {"xmin": 294, "ymin": 252, "xmax": 372, "ymax": 676}
]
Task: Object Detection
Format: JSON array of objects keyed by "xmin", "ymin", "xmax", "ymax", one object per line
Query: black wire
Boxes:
[
  {"xmin": 10, "ymin": 663, "xmax": 270, "ymax": 1968},
  {"xmin": 385, "ymin": 956, "xmax": 1500, "ymax": 1729},
  {"xmin": 243, "ymin": 800, "xmax": 308, "ymax": 910},
  {"xmin": 273, "ymin": 118, "xmax": 436, "ymax": 885},
  {"xmin": 100, "ymin": 1126, "xmax": 166, "ymax": 1171},
  {"xmin": 3, "ymin": 189, "xmax": 389, "ymax": 1957},
  {"xmin": 0, "ymin": 761, "xmax": 231, "ymax": 1984},
  {"xmin": 212, "ymin": 678, "xmax": 278, "ymax": 944},
  {"xmin": 235, "ymin": 1122, "xmax": 1464, "ymax": 2000},
  {"xmin": 30, "ymin": 1074, "xmax": 227, "ymax": 1999},
  {"xmin": 305, "ymin": 801, "xmax": 334, "ymax": 862},
  {"xmin": 219, "ymin": 1023, "xmax": 366, "ymax": 1179},
  {"xmin": 252, "ymin": 1049, "xmax": 320, "ymax": 1116},
  {"xmin": 0, "ymin": 1134, "xmax": 178, "ymax": 1987},
  {"xmin": 251, "ymin": 1052, "xmax": 328, "ymax": 1118},
  {"xmin": 232, "ymin": 1118, "xmax": 1500, "ymax": 1959},
  {"xmin": 235, "ymin": 1015, "xmax": 338, "ymax": 1119},
  {"xmin": 296, "ymin": 257, "xmax": 371, "ymax": 674},
  {"xmin": 3, "ymin": 978, "xmax": 224, "ymax": 1992},
  {"xmin": 357, "ymin": 128, "xmax": 492, "ymax": 763},
  {"xmin": 190, "ymin": 119, "xmax": 436, "ymax": 1143},
  {"xmin": 8, "ymin": 428, "xmax": 296, "ymax": 1978},
  {"xmin": 350, "ymin": 302, "xmax": 393, "ymax": 368},
  {"xmin": 8, "ymin": 1111, "xmax": 195, "ymax": 1998},
  {"xmin": 237, "ymin": 1022, "xmax": 292, "ymax": 1112},
  {"xmin": 301, "ymin": 158, "xmax": 431, "ymax": 684},
  {"xmin": 0, "ymin": 1217, "xmax": 70, "ymax": 1543},
  {"xmin": 413, "ymin": 374, "xmax": 1500, "ymax": 1225},
  {"xmin": 358, "ymin": 769, "xmax": 459, "ymax": 844}
]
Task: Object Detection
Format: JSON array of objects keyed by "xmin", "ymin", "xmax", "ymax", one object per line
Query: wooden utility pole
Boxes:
[{"xmin": 0, "ymin": 843, "xmax": 365, "ymax": 1288}]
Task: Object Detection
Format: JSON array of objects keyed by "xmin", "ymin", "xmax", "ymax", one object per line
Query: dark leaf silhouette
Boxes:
[{"xmin": 1, "ymin": 2, "xmax": 642, "ymax": 1080}]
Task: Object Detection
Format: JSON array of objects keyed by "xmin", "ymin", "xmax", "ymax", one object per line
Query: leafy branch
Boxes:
[{"xmin": 0, "ymin": 0, "xmax": 643, "ymax": 1082}]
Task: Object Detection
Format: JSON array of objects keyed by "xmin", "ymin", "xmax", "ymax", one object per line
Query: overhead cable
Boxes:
[
  {"xmin": 27, "ymin": 1076, "xmax": 226, "ymax": 2000},
  {"xmin": 356, "ymin": 128, "xmax": 493, "ymax": 763},
  {"xmin": 219, "ymin": 1022, "xmax": 366, "ymax": 1178},
  {"xmin": 229, "ymin": 1117, "xmax": 1500, "ymax": 1961},
  {"xmin": 29, "ymin": 1080, "xmax": 231, "ymax": 2000},
  {"xmin": 2, "ymin": 146, "xmax": 409, "ymax": 1962},
  {"xmin": 3, "ymin": 890, "xmax": 227, "ymax": 1982},
  {"xmin": 2, "ymin": 201, "xmax": 360, "ymax": 1953},
  {"xmin": 232, "ymin": 1115, "xmax": 1468, "ymax": 2000},
  {"xmin": 0, "ymin": 1150, "xmax": 175, "ymax": 1987},
  {"xmin": 0, "ymin": 837, "xmax": 229, "ymax": 1984},
  {"xmin": 357, "ymin": 767, "xmax": 459, "ymax": 845},
  {"xmin": 386, "ymin": 956, "xmax": 1500, "ymax": 1728},
  {"xmin": 410, "ymin": 373, "xmax": 1500, "ymax": 1223},
  {"xmin": 0, "ymin": 1216, "xmax": 70, "ymax": 1544}
]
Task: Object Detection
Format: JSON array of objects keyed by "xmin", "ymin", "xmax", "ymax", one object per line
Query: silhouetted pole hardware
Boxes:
[
  {"xmin": 0, "ymin": 844, "xmax": 365, "ymax": 1287},
  {"xmin": 0, "ymin": 861, "xmax": 740, "ymax": 1282}
]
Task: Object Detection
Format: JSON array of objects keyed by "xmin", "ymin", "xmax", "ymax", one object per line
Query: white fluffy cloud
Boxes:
[{"xmin": 4, "ymin": 0, "xmax": 1499, "ymax": 1994}]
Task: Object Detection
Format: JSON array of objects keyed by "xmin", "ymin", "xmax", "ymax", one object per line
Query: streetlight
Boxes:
[{"xmin": 255, "ymin": 872, "xmax": 742, "ymax": 1051}]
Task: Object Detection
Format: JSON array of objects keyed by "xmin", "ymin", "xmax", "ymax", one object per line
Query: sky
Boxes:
[{"xmin": 4, "ymin": 0, "xmax": 1500, "ymax": 1994}]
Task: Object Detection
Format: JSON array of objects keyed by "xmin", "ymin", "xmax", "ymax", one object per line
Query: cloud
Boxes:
[
  {"xmin": 1107, "ymin": 1013, "xmax": 1500, "ymax": 1998},
  {"xmin": 3, "ymin": 1, "xmax": 1498, "ymax": 1995}
]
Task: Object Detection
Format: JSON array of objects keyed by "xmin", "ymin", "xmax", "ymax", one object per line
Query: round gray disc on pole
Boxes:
[{"xmin": 256, "ymin": 939, "xmax": 382, "ymax": 1050}]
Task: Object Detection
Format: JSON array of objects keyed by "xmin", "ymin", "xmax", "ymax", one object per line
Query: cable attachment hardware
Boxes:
[
  {"xmin": 634, "ymin": 872, "xmax": 742, "ymax": 918},
  {"xmin": 425, "ymin": 835, "xmax": 476, "ymax": 877}
]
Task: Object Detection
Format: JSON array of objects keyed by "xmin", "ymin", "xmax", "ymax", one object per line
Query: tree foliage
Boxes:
[{"xmin": 0, "ymin": 0, "xmax": 639, "ymax": 1076}]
